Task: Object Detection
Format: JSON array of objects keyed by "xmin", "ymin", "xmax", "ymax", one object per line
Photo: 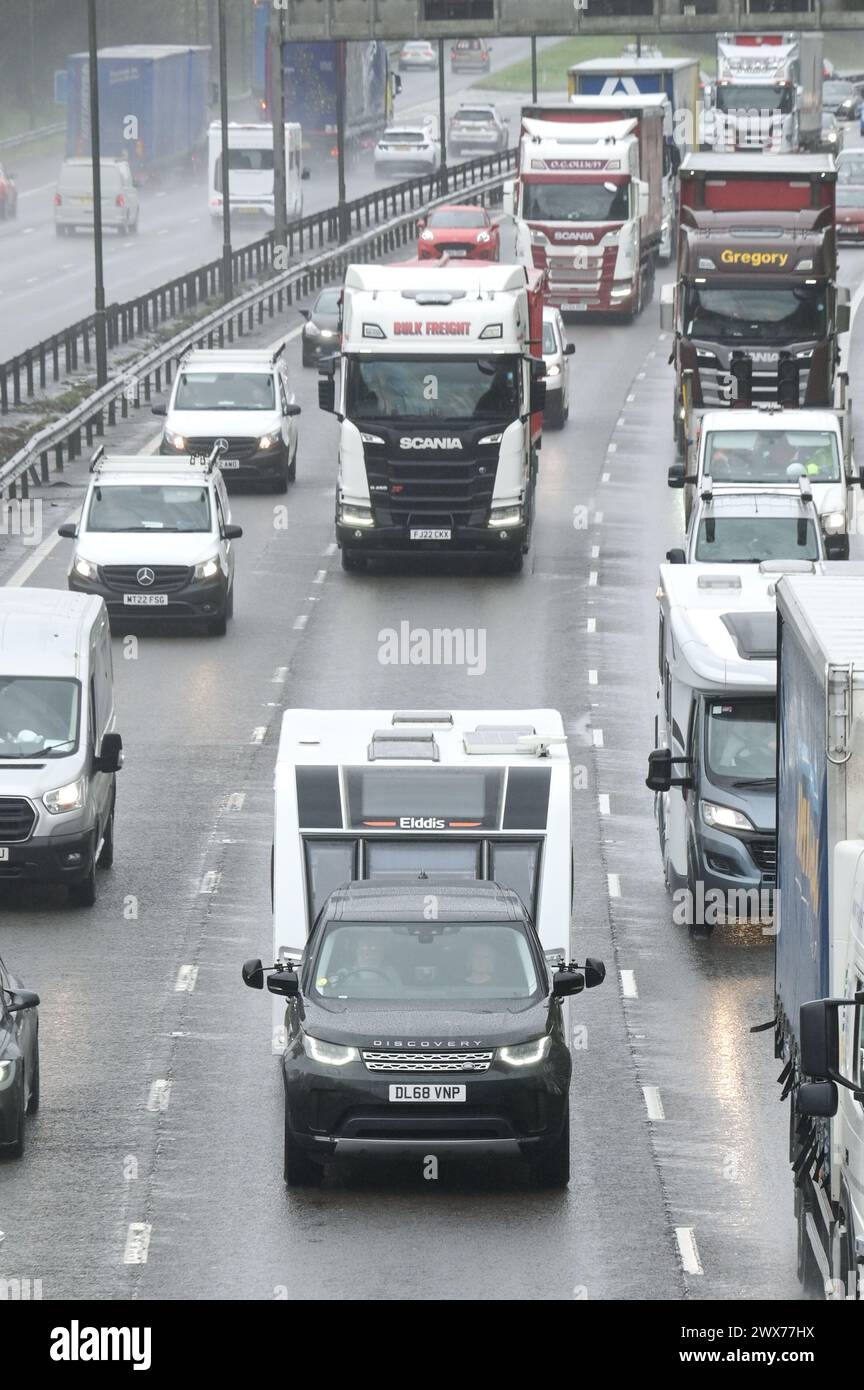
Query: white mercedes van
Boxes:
[{"xmin": 0, "ymin": 590, "xmax": 122, "ymax": 907}]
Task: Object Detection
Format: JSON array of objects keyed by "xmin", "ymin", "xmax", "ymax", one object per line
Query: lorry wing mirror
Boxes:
[
  {"xmin": 584, "ymin": 957, "xmax": 606, "ymax": 989},
  {"xmin": 666, "ymin": 547, "xmax": 686, "ymax": 564},
  {"xmin": 94, "ymin": 731, "xmax": 123, "ymax": 774},
  {"xmin": 552, "ymin": 967, "xmax": 584, "ymax": 998},
  {"xmin": 530, "ymin": 379, "xmax": 547, "ymax": 414},
  {"xmin": 796, "ymin": 1080, "xmax": 838, "ymax": 1118},
  {"xmin": 416, "ymin": 216, "xmax": 426, "ymax": 231},
  {"xmin": 242, "ymin": 958, "xmax": 264, "ymax": 990},
  {"xmin": 667, "ymin": 464, "xmax": 685, "ymax": 488},
  {"xmin": 837, "ymin": 302, "xmax": 851, "ymax": 335},
  {"xmin": 660, "ymin": 282, "xmax": 675, "ymax": 335},
  {"xmin": 646, "ymin": 747, "xmax": 673, "ymax": 791},
  {"xmin": 267, "ymin": 969, "xmax": 299, "ymax": 997},
  {"xmin": 636, "ymin": 178, "xmax": 649, "ymax": 221},
  {"xmin": 800, "ymin": 998, "xmax": 840, "ymax": 1078},
  {"xmin": 318, "ymin": 375, "xmax": 336, "ymax": 414},
  {"xmin": 502, "ymin": 179, "xmax": 515, "ymax": 217}
]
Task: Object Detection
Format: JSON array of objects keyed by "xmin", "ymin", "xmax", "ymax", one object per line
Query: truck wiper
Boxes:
[{"xmin": 732, "ymin": 777, "xmax": 775, "ymax": 787}]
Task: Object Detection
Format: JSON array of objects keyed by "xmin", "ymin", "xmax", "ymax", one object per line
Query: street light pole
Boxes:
[
  {"xmin": 531, "ymin": 37, "xmax": 538, "ymax": 103},
  {"xmin": 87, "ymin": 0, "xmax": 107, "ymax": 386},
  {"xmin": 270, "ymin": 1, "xmax": 288, "ymax": 250},
  {"xmin": 217, "ymin": 0, "xmax": 233, "ymax": 301},
  {"xmin": 438, "ymin": 39, "xmax": 447, "ymax": 197}
]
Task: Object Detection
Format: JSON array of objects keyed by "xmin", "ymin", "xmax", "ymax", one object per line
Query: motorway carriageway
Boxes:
[{"xmin": 3, "ymin": 183, "xmax": 864, "ymax": 1304}]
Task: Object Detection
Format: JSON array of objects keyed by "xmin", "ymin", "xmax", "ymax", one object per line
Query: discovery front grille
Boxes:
[{"xmin": 361, "ymin": 1050, "xmax": 494, "ymax": 1073}]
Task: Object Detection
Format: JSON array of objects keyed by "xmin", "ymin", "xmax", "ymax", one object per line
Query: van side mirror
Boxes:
[
  {"xmin": 283, "ymin": 402, "xmax": 301, "ymax": 417},
  {"xmin": 646, "ymin": 747, "xmax": 693, "ymax": 793},
  {"xmin": 151, "ymin": 404, "xmax": 167, "ymax": 417},
  {"xmin": 94, "ymin": 731, "xmax": 123, "ymax": 774},
  {"xmin": 666, "ymin": 547, "xmax": 686, "ymax": 564},
  {"xmin": 299, "ymin": 308, "xmax": 311, "ymax": 320},
  {"xmin": 319, "ymin": 375, "xmax": 336, "ymax": 414},
  {"xmin": 5, "ymin": 990, "xmax": 39, "ymax": 1013},
  {"xmin": 58, "ymin": 522, "xmax": 78, "ymax": 539},
  {"xmin": 667, "ymin": 465, "xmax": 684, "ymax": 488},
  {"xmin": 584, "ymin": 957, "xmax": 606, "ymax": 989},
  {"xmin": 564, "ymin": 342, "xmax": 575, "ymax": 356},
  {"xmin": 242, "ymin": 958, "xmax": 264, "ymax": 990},
  {"xmin": 416, "ymin": 216, "xmax": 426, "ymax": 231},
  {"xmin": 302, "ymin": 168, "xmax": 311, "ymax": 180},
  {"xmin": 267, "ymin": 969, "xmax": 299, "ymax": 997},
  {"xmin": 553, "ymin": 967, "xmax": 584, "ymax": 997},
  {"xmin": 222, "ymin": 523, "xmax": 243, "ymax": 540}
]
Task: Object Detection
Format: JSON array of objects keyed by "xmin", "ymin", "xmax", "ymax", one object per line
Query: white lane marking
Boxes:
[
  {"xmin": 313, "ymin": 568, "xmax": 327, "ymax": 584},
  {"xmin": 146, "ymin": 1080, "xmax": 172, "ymax": 1113},
  {"xmin": 642, "ymin": 1086, "xmax": 666, "ymax": 1121},
  {"xmin": 586, "ymin": 617, "xmax": 596, "ymax": 633},
  {"xmin": 607, "ymin": 873, "xmax": 621, "ymax": 898},
  {"xmin": 588, "ymin": 669, "xmax": 598, "ymax": 685},
  {"xmin": 251, "ymin": 726, "xmax": 266, "ymax": 743},
  {"xmin": 6, "ymin": 508, "xmax": 79, "ymax": 587},
  {"xmin": 675, "ymin": 1227, "xmax": 703, "ymax": 1276},
  {"xmin": 617, "ymin": 417, "xmax": 625, "ymax": 428},
  {"xmin": 593, "ymin": 511, "xmax": 603, "ymax": 525},
  {"xmin": 188, "ymin": 217, "xmax": 201, "ymax": 224},
  {"xmin": 598, "ymin": 793, "xmax": 610, "ymax": 816},
  {"xmin": 157, "ymin": 228, "xmax": 169, "ymax": 237},
  {"xmin": 591, "ymin": 544, "xmax": 600, "ymax": 559},
  {"xmin": 592, "ymin": 728, "xmax": 604, "ymax": 748},
  {"xmin": 601, "ymin": 472, "xmax": 610, "ymax": 483},
  {"xmin": 25, "ymin": 275, "xmax": 38, "ymax": 284},
  {"xmin": 607, "ymin": 442, "xmax": 617, "ymax": 454},
  {"xmin": 124, "ymin": 1224, "xmax": 152, "ymax": 1265},
  {"xmin": 199, "ymin": 869, "xmax": 221, "ymax": 894},
  {"xmin": 59, "ymin": 262, "xmax": 74, "ymax": 270},
  {"xmin": 156, "ymin": 190, "xmax": 168, "ymax": 198},
  {"xmin": 626, "ymin": 392, "xmax": 635, "ymax": 402},
  {"xmin": 322, "ymin": 541, "xmax": 337, "ymax": 556},
  {"xmin": 272, "ymin": 667, "xmax": 288, "ymax": 682},
  {"xmin": 174, "ymin": 965, "xmax": 198, "ymax": 993},
  {"xmin": 620, "ymin": 968, "xmax": 638, "ymax": 999},
  {"xmin": 19, "ymin": 181, "xmax": 56, "ymax": 199},
  {"xmin": 588, "ymin": 571, "xmax": 598, "ymax": 586},
  {"xmin": 293, "ymin": 613, "xmax": 308, "ymax": 630},
  {"xmin": 225, "ymin": 791, "xmax": 245, "ymax": 811},
  {"xmin": 637, "ymin": 371, "xmax": 646, "ymax": 380}
]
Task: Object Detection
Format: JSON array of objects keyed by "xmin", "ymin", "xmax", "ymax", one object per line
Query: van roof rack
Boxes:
[{"xmin": 91, "ymin": 444, "xmax": 223, "ymax": 477}]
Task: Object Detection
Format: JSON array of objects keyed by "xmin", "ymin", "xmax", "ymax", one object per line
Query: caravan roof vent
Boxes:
[
  {"xmin": 720, "ymin": 612, "xmax": 777, "ymax": 661},
  {"xmin": 368, "ymin": 729, "xmax": 439, "ymax": 762},
  {"xmin": 391, "ymin": 711, "xmax": 454, "ymax": 726}
]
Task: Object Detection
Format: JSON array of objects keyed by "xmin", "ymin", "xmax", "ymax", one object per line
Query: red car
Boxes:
[
  {"xmin": 0, "ymin": 164, "xmax": 18, "ymax": 221},
  {"xmin": 417, "ymin": 204, "xmax": 499, "ymax": 261},
  {"xmin": 836, "ymin": 185, "xmax": 864, "ymax": 242}
]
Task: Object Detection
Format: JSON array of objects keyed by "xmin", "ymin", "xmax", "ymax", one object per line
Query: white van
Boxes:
[
  {"xmin": 0, "ymin": 590, "xmax": 122, "ymax": 907},
  {"xmin": 208, "ymin": 122, "xmax": 304, "ymax": 223},
  {"xmin": 54, "ymin": 157, "xmax": 139, "ymax": 236}
]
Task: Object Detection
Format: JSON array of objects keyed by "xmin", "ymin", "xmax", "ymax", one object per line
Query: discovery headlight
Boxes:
[
  {"xmin": 304, "ymin": 1035, "xmax": 358, "ymax": 1066},
  {"xmin": 499, "ymin": 1036, "xmax": 551, "ymax": 1068}
]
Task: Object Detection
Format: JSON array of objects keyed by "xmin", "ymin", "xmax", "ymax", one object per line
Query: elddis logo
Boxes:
[
  {"xmin": 399, "ymin": 815, "xmax": 445, "ymax": 829},
  {"xmin": 400, "ymin": 437, "xmax": 462, "ymax": 450},
  {"xmin": 720, "ymin": 248, "xmax": 789, "ymax": 269}
]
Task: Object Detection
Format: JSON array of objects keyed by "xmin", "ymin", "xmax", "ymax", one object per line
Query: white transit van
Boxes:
[
  {"xmin": 208, "ymin": 122, "xmax": 304, "ymax": 223},
  {"xmin": 0, "ymin": 590, "xmax": 122, "ymax": 907}
]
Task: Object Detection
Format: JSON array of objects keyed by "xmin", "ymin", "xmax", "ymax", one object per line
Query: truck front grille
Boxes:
[
  {"xmin": 362, "ymin": 1050, "xmax": 493, "ymax": 1073},
  {"xmin": 697, "ymin": 362, "xmax": 811, "ymax": 408}
]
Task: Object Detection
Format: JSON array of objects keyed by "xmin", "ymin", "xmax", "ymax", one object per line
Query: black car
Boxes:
[
  {"xmin": 0, "ymin": 955, "xmax": 39, "ymax": 1158},
  {"xmin": 300, "ymin": 287, "xmax": 341, "ymax": 367},
  {"xmin": 243, "ymin": 880, "xmax": 604, "ymax": 1188},
  {"xmin": 822, "ymin": 80, "xmax": 862, "ymax": 121}
]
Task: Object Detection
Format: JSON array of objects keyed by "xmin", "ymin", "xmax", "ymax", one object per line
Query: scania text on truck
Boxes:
[
  {"xmin": 645, "ymin": 563, "xmax": 783, "ymax": 929},
  {"xmin": 661, "ymin": 154, "xmax": 848, "ymax": 455},
  {"xmin": 774, "ymin": 572, "xmax": 864, "ymax": 1298},
  {"xmin": 319, "ymin": 263, "xmax": 547, "ymax": 573},
  {"xmin": 505, "ymin": 103, "xmax": 663, "ymax": 316},
  {"xmin": 705, "ymin": 32, "xmax": 823, "ymax": 153},
  {"xmin": 568, "ymin": 56, "xmax": 699, "ymax": 259}
]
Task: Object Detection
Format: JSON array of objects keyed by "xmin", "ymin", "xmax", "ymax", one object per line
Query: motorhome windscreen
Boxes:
[
  {"xmin": 0, "ymin": 677, "xmax": 81, "ymax": 759},
  {"xmin": 521, "ymin": 181, "xmax": 628, "ymax": 222},
  {"xmin": 705, "ymin": 698, "xmax": 776, "ymax": 786},
  {"xmin": 345, "ymin": 357, "xmax": 520, "ymax": 421},
  {"xmin": 308, "ymin": 922, "xmax": 542, "ymax": 1002},
  {"xmin": 684, "ymin": 285, "xmax": 827, "ymax": 341},
  {"xmin": 706, "ymin": 431, "xmax": 840, "ymax": 483}
]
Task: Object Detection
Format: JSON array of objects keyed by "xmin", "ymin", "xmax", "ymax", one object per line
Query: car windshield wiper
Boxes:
[{"xmin": 731, "ymin": 776, "xmax": 776, "ymax": 787}]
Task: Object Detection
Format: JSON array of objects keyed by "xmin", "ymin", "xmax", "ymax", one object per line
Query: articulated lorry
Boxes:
[
  {"xmin": 507, "ymin": 102, "xmax": 664, "ymax": 317},
  {"xmin": 774, "ymin": 572, "xmax": 864, "ymax": 1299},
  {"xmin": 254, "ymin": 5, "xmax": 397, "ymax": 163},
  {"xmin": 661, "ymin": 153, "xmax": 848, "ymax": 455},
  {"xmin": 64, "ymin": 46, "xmax": 210, "ymax": 181},
  {"xmin": 319, "ymin": 262, "xmax": 547, "ymax": 573},
  {"xmin": 706, "ymin": 32, "xmax": 823, "ymax": 153}
]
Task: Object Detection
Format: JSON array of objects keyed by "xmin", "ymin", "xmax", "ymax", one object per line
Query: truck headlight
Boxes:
[
  {"xmin": 488, "ymin": 505, "xmax": 523, "ymax": 528},
  {"xmin": 193, "ymin": 556, "xmax": 221, "ymax": 581},
  {"xmin": 73, "ymin": 555, "xmax": 98, "ymax": 580},
  {"xmin": 339, "ymin": 503, "xmax": 374, "ymax": 527},
  {"xmin": 44, "ymin": 777, "xmax": 87, "ymax": 815},
  {"xmin": 610, "ymin": 283, "xmax": 632, "ymax": 299},
  {"xmin": 164, "ymin": 428, "xmax": 186, "ymax": 451},
  {"xmin": 701, "ymin": 800, "xmax": 755, "ymax": 832},
  {"xmin": 305, "ymin": 1034, "xmax": 358, "ymax": 1066},
  {"xmin": 499, "ymin": 1036, "xmax": 551, "ymax": 1068},
  {"xmin": 822, "ymin": 511, "xmax": 846, "ymax": 535},
  {"xmin": 530, "ymin": 228, "xmax": 548, "ymax": 248}
]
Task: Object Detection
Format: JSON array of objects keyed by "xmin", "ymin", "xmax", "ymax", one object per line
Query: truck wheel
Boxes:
[
  {"xmin": 686, "ymin": 840, "xmax": 710, "ymax": 934},
  {"xmin": 4, "ymin": 1076, "xmax": 25, "ymax": 1158},
  {"xmin": 26, "ymin": 1040, "xmax": 39, "ymax": 1115},
  {"xmin": 341, "ymin": 548, "xmax": 365, "ymax": 573},
  {"xmin": 284, "ymin": 1108, "xmax": 323, "ymax": 1187},
  {"xmin": 530, "ymin": 1111, "xmax": 570, "ymax": 1188},
  {"xmin": 500, "ymin": 550, "xmax": 524, "ymax": 574},
  {"xmin": 68, "ymin": 860, "xmax": 97, "ymax": 908}
]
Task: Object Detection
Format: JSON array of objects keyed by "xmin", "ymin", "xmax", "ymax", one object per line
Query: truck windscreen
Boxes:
[
  {"xmin": 346, "ymin": 356, "xmax": 521, "ymax": 421},
  {"xmin": 521, "ymin": 180, "xmax": 629, "ymax": 223},
  {"xmin": 684, "ymin": 284, "xmax": 826, "ymax": 342},
  {"xmin": 705, "ymin": 698, "xmax": 776, "ymax": 787},
  {"xmin": 714, "ymin": 85, "xmax": 793, "ymax": 114}
]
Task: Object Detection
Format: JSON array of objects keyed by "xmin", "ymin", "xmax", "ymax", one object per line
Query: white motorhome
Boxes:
[
  {"xmin": 320, "ymin": 262, "xmax": 547, "ymax": 573},
  {"xmin": 271, "ymin": 708, "xmax": 573, "ymax": 1044},
  {"xmin": 207, "ymin": 122, "xmax": 303, "ymax": 223},
  {"xmin": 646, "ymin": 563, "xmax": 787, "ymax": 927},
  {"xmin": 0, "ymin": 589, "xmax": 122, "ymax": 908}
]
